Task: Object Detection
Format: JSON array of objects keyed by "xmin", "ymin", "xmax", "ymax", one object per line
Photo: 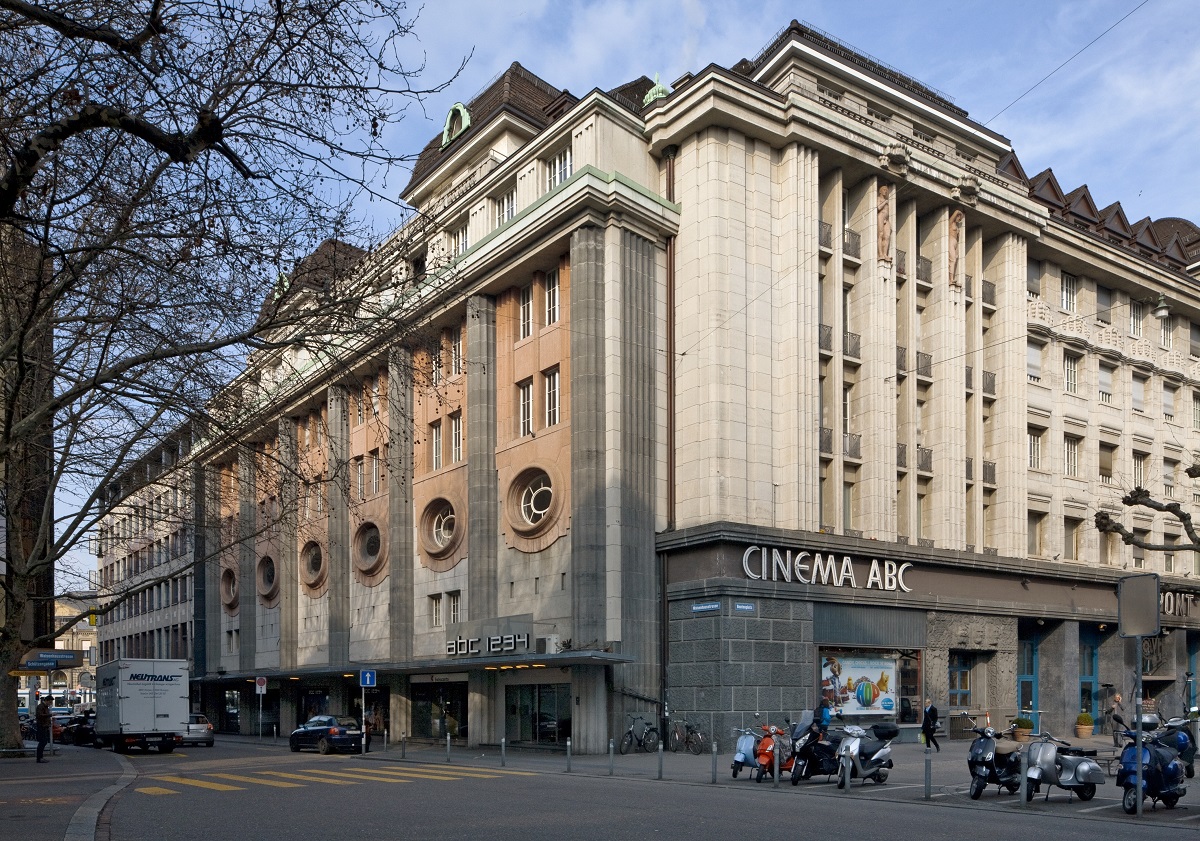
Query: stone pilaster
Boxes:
[
  {"xmin": 238, "ymin": 450, "xmax": 257, "ymax": 671},
  {"xmin": 466, "ymin": 295, "xmax": 497, "ymax": 623},
  {"xmin": 277, "ymin": 416, "xmax": 298, "ymax": 671},
  {"xmin": 327, "ymin": 385, "xmax": 350, "ymax": 664},
  {"xmin": 387, "ymin": 347, "xmax": 414, "ymax": 663}
]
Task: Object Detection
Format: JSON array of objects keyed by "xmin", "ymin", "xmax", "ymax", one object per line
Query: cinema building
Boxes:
[{"xmin": 97, "ymin": 21, "xmax": 1200, "ymax": 748}]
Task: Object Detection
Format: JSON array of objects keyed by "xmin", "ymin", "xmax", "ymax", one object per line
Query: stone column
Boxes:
[
  {"xmin": 387, "ymin": 348, "xmax": 415, "ymax": 663},
  {"xmin": 466, "ymin": 295, "xmax": 497, "ymax": 622},
  {"xmin": 192, "ymin": 462, "xmax": 213, "ymax": 676},
  {"xmin": 277, "ymin": 416, "xmax": 298, "ymax": 671},
  {"xmin": 327, "ymin": 385, "xmax": 350, "ymax": 664},
  {"xmin": 238, "ymin": 449, "xmax": 257, "ymax": 672},
  {"xmin": 1038, "ymin": 619, "xmax": 1081, "ymax": 735}
]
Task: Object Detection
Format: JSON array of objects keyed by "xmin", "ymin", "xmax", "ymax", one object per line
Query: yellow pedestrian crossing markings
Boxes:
[{"xmin": 138, "ymin": 762, "xmax": 528, "ymax": 796}]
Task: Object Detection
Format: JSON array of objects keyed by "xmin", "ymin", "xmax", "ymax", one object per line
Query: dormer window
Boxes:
[{"xmin": 441, "ymin": 102, "xmax": 471, "ymax": 147}]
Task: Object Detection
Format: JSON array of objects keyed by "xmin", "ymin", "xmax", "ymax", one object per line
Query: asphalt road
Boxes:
[{"xmin": 3, "ymin": 733, "xmax": 1196, "ymax": 841}]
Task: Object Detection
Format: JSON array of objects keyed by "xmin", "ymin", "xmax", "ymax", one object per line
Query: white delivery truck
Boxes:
[{"xmin": 94, "ymin": 659, "xmax": 189, "ymax": 753}]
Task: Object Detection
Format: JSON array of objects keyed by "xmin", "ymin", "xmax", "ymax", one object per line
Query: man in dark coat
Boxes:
[
  {"xmin": 35, "ymin": 698, "xmax": 52, "ymax": 762},
  {"xmin": 921, "ymin": 698, "xmax": 940, "ymax": 752}
]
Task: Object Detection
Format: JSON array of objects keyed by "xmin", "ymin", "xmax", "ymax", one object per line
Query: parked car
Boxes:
[
  {"xmin": 289, "ymin": 715, "xmax": 362, "ymax": 754},
  {"xmin": 50, "ymin": 715, "xmax": 70, "ymax": 743},
  {"xmin": 61, "ymin": 714, "xmax": 96, "ymax": 746},
  {"xmin": 182, "ymin": 714, "xmax": 215, "ymax": 747}
]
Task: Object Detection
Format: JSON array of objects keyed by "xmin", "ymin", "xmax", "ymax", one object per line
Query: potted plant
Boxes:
[
  {"xmin": 1075, "ymin": 712, "xmax": 1094, "ymax": 739},
  {"xmin": 1011, "ymin": 717, "xmax": 1035, "ymax": 742}
]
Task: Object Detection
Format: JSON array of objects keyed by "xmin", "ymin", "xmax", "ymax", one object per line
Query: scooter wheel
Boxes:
[
  {"xmin": 1163, "ymin": 794, "xmax": 1179, "ymax": 809},
  {"xmin": 732, "ymin": 761, "xmax": 741, "ymax": 779},
  {"xmin": 1188, "ymin": 763, "xmax": 1195, "ymax": 780},
  {"xmin": 1025, "ymin": 781, "xmax": 1035, "ymax": 802},
  {"xmin": 872, "ymin": 770, "xmax": 888, "ymax": 784},
  {"xmin": 791, "ymin": 773, "xmax": 800, "ymax": 786},
  {"xmin": 1122, "ymin": 786, "xmax": 1139, "ymax": 815},
  {"xmin": 1076, "ymin": 783, "xmax": 1096, "ymax": 802},
  {"xmin": 837, "ymin": 761, "xmax": 850, "ymax": 790},
  {"xmin": 969, "ymin": 776, "xmax": 985, "ymax": 800}
]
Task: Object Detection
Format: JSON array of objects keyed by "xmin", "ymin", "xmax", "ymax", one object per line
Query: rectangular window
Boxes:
[
  {"xmin": 451, "ymin": 327, "xmax": 463, "ymax": 376},
  {"xmin": 430, "ymin": 595, "xmax": 442, "ymax": 628},
  {"xmin": 1027, "ymin": 342, "xmax": 1042, "ymax": 383},
  {"xmin": 1162, "ymin": 315, "xmax": 1173, "ymax": 349},
  {"xmin": 1028, "ymin": 511, "xmax": 1045, "ymax": 555},
  {"xmin": 1191, "ymin": 322, "xmax": 1200, "ymax": 358},
  {"xmin": 431, "ymin": 421, "xmax": 442, "ymax": 470},
  {"xmin": 1133, "ymin": 453, "xmax": 1148, "ymax": 487},
  {"xmin": 355, "ymin": 457, "xmax": 365, "ymax": 499},
  {"xmin": 1060, "ymin": 272, "xmax": 1078, "ymax": 312},
  {"xmin": 1028, "ymin": 428, "xmax": 1042, "ymax": 470},
  {"xmin": 1098, "ymin": 363, "xmax": 1114, "ymax": 403},
  {"xmin": 1026, "ymin": 259, "xmax": 1041, "ymax": 299},
  {"xmin": 354, "ymin": 390, "xmax": 364, "ymax": 425},
  {"xmin": 518, "ymin": 380, "xmax": 533, "ymax": 437},
  {"xmin": 1064, "ymin": 517, "xmax": 1082, "ymax": 560},
  {"xmin": 544, "ymin": 368, "xmax": 559, "ymax": 427},
  {"xmin": 1099, "ymin": 444, "xmax": 1115, "ymax": 484},
  {"xmin": 842, "ymin": 384, "xmax": 853, "ymax": 435},
  {"xmin": 1164, "ymin": 385, "xmax": 1177, "ymax": 421},
  {"xmin": 544, "ymin": 269, "xmax": 559, "ymax": 325},
  {"xmin": 495, "ymin": 188, "xmax": 516, "ymax": 228},
  {"xmin": 1165, "ymin": 535, "xmax": 1177, "ymax": 573},
  {"xmin": 1063, "ymin": 352, "xmax": 1079, "ymax": 394},
  {"xmin": 1165, "ymin": 460, "xmax": 1178, "ymax": 498},
  {"xmin": 1097, "ymin": 285, "xmax": 1112, "ymax": 324},
  {"xmin": 431, "ymin": 349, "xmax": 442, "ymax": 386},
  {"xmin": 452, "ymin": 224, "xmax": 469, "ymax": 256},
  {"xmin": 1133, "ymin": 530, "xmax": 1147, "ymax": 568},
  {"xmin": 547, "ymin": 146, "xmax": 572, "ymax": 190},
  {"xmin": 450, "ymin": 413, "xmax": 462, "ymax": 463},
  {"xmin": 370, "ymin": 449, "xmax": 381, "ymax": 493},
  {"xmin": 448, "ymin": 591, "xmax": 461, "ymax": 624},
  {"xmin": 1132, "ymin": 374, "xmax": 1146, "ymax": 412},
  {"xmin": 368, "ymin": 376, "xmax": 380, "ymax": 416},
  {"xmin": 1064, "ymin": 435, "xmax": 1080, "ymax": 477},
  {"xmin": 1194, "ymin": 391, "xmax": 1200, "ymax": 430},
  {"xmin": 1130, "ymin": 300, "xmax": 1144, "ymax": 337},
  {"xmin": 518, "ymin": 284, "xmax": 533, "ymax": 339}
]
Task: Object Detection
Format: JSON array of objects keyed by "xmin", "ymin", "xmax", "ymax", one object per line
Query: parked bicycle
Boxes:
[
  {"xmin": 619, "ymin": 714, "xmax": 661, "ymax": 754},
  {"xmin": 668, "ymin": 714, "xmax": 707, "ymax": 755}
]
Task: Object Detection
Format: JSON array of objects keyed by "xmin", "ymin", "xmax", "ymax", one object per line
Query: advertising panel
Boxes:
[{"xmin": 821, "ymin": 653, "xmax": 897, "ymax": 716}]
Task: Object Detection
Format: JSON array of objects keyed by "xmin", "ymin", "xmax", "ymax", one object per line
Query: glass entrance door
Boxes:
[
  {"xmin": 1018, "ymin": 638, "xmax": 1039, "ymax": 731},
  {"xmin": 1079, "ymin": 631, "xmax": 1099, "ymax": 733}
]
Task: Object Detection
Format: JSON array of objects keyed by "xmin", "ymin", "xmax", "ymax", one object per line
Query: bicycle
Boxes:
[
  {"xmin": 619, "ymin": 714, "xmax": 661, "ymax": 754},
  {"xmin": 668, "ymin": 714, "xmax": 707, "ymax": 755}
]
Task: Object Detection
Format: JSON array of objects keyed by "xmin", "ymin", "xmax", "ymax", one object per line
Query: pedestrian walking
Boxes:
[
  {"xmin": 921, "ymin": 698, "xmax": 940, "ymax": 752},
  {"xmin": 35, "ymin": 697, "xmax": 51, "ymax": 763},
  {"xmin": 1108, "ymin": 693, "xmax": 1125, "ymax": 747},
  {"xmin": 364, "ymin": 709, "xmax": 373, "ymax": 753}
]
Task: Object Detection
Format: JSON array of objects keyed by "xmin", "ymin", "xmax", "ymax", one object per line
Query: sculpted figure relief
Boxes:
[
  {"xmin": 877, "ymin": 184, "xmax": 891, "ymax": 259},
  {"xmin": 948, "ymin": 209, "xmax": 965, "ymax": 285}
]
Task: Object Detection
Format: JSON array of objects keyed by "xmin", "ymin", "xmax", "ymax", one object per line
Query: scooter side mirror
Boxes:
[{"xmin": 1112, "ymin": 713, "xmax": 1126, "ymax": 727}]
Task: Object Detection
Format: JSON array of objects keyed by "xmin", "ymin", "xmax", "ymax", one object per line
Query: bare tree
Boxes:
[
  {"xmin": 1094, "ymin": 467, "xmax": 1200, "ymax": 556},
  {"xmin": 0, "ymin": 0, "xmax": 462, "ymax": 749}
]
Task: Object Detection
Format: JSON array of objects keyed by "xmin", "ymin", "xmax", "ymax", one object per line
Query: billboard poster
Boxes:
[{"xmin": 821, "ymin": 653, "xmax": 897, "ymax": 716}]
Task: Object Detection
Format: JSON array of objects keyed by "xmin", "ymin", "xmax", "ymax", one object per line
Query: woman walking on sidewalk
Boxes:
[{"xmin": 921, "ymin": 699, "xmax": 940, "ymax": 752}]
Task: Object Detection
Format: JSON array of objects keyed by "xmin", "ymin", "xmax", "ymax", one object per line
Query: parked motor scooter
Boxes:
[
  {"xmin": 960, "ymin": 712, "xmax": 1024, "ymax": 799},
  {"xmin": 1114, "ymin": 713, "xmax": 1188, "ymax": 813},
  {"xmin": 790, "ymin": 714, "xmax": 843, "ymax": 784},
  {"xmin": 1157, "ymin": 716, "xmax": 1197, "ymax": 779},
  {"xmin": 752, "ymin": 720, "xmax": 801, "ymax": 782},
  {"xmin": 1023, "ymin": 730, "xmax": 1105, "ymax": 802},
  {"xmin": 732, "ymin": 722, "xmax": 762, "ymax": 779},
  {"xmin": 834, "ymin": 720, "xmax": 898, "ymax": 788}
]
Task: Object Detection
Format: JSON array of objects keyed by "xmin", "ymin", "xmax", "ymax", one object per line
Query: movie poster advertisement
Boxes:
[{"xmin": 821, "ymin": 653, "xmax": 897, "ymax": 716}]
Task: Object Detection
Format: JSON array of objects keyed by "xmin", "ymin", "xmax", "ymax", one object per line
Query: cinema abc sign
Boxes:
[{"xmin": 742, "ymin": 545, "xmax": 913, "ymax": 592}]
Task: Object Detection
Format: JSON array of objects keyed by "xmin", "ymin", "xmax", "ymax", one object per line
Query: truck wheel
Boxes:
[{"xmin": 158, "ymin": 743, "xmax": 175, "ymax": 754}]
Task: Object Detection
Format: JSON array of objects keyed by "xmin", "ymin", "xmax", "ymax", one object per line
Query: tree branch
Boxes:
[{"xmin": 0, "ymin": 0, "xmax": 165, "ymax": 54}]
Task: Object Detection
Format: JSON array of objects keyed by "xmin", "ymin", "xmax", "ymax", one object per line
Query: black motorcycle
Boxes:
[
  {"xmin": 790, "ymin": 719, "xmax": 843, "ymax": 784},
  {"xmin": 961, "ymin": 713, "xmax": 1024, "ymax": 799}
]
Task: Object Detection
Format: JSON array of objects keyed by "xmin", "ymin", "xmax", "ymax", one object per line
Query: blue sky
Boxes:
[{"xmin": 372, "ymin": 0, "xmax": 1196, "ymax": 233}]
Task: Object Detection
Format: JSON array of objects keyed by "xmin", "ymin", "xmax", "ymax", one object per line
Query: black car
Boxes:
[
  {"xmin": 60, "ymin": 714, "xmax": 96, "ymax": 746},
  {"xmin": 289, "ymin": 715, "xmax": 362, "ymax": 754}
]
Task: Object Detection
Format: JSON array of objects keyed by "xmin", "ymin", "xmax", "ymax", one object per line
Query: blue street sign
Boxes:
[
  {"xmin": 23, "ymin": 661, "xmax": 57, "ymax": 670},
  {"xmin": 359, "ymin": 669, "xmax": 376, "ymax": 688}
]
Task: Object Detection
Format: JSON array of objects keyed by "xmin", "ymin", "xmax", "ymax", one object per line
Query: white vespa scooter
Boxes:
[
  {"xmin": 731, "ymin": 714, "xmax": 763, "ymax": 779},
  {"xmin": 834, "ymin": 720, "xmax": 898, "ymax": 788},
  {"xmin": 1024, "ymin": 729, "xmax": 1106, "ymax": 802}
]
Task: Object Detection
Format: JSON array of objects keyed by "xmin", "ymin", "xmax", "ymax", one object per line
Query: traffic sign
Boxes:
[
  {"xmin": 359, "ymin": 669, "xmax": 376, "ymax": 688},
  {"xmin": 255, "ymin": 676, "xmax": 267, "ymax": 695},
  {"xmin": 23, "ymin": 660, "xmax": 57, "ymax": 670}
]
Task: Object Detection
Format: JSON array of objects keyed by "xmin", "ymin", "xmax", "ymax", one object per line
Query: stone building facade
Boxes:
[{"xmin": 97, "ymin": 21, "xmax": 1200, "ymax": 747}]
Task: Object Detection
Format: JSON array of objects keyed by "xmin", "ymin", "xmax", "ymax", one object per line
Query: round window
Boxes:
[
  {"xmin": 432, "ymin": 504, "xmax": 456, "ymax": 548},
  {"xmin": 505, "ymin": 466, "xmax": 561, "ymax": 539},
  {"xmin": 256, "ymin": 555, "xmax": 279, "ymax": 601},
  {"xmin": 300, "ymin": 541, "xmax": 327, "ymax": 590},
  {"xmin": 220, "ymin": 567, "xmax": 239, "ymax": 610},
  {"xmin": 353, "ymin": 522, "xmax": 387, "ymax": 577},
  {"xmin": 419, "ymin": 496, "xmax": 465, "ymax": 564},
  {"xmin": 520, "ymin": 473, "xmax": 553, "ymax": 526}
]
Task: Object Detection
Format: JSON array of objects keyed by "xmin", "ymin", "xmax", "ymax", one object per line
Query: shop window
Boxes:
[{"xmin": 948, "ymin": 652, "xmax": 973, "ymax": 708}]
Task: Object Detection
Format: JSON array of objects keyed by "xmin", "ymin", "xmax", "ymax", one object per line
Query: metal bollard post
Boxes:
[
  {"xmin": 773, "ymin": 740, "xmax": 780, "ymax": 788},
  {"xmin": 657, "ymin": 739, "xmax": 664, "ymax": 780},
  {"xmin": 924, "ymin": 742, "xmax": 932, "ymax": 800},
  {"xmin": 401, "ymin": 732, "xmax": 406, "ymax": 759},
  {"xmin": 566, "ymin": 737, "xmax": 572, "ymax": 773},
  {"xmin": 446, "ymin": 732, "xmax": 451, "ymax": 762},
  {"xmin": 711, "ymin": 739, "xmax": 717, "ymax": 784},
  {"xmin": 1019, "ymin": 744, "xmax": 1027, "ymax": 810},
  {"xmin": 501, "ymin": 737, "xmax": 506, "ymax": 767},
  {"xmin": 609, "ymin": 738, "xmax": 614, "ymax": 776}
]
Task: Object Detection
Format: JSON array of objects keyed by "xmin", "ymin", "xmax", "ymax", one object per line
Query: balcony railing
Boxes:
[
  {"xmin": 916, "ymin": 352, "xmax": 933, "ymax": 378},
  {"xmin": 819, "ymin": 323, "xmax": 833, "ymax": 352},
  {"xmin": 896, "ymin": 249, "xmax": 907, "ymax": 276},
  {"xmin": 819, "ymin": 427, "xmax": 833, "ymax": 454},
  {"xmin": 917, "ymin": 447, "xmax": 933, "ymax": 472},
  {"xmin": 983, "ymin": 370, "xmax": 996, "ymax": 395},
  {"xmin": 965, "ymin": 366, "xmax": 973, "ymax": 390},
  {"xmin": 897, "ymin": 442, "xmax": 907, "ymax": 468},
  {"xmin": 964, "ymin": 274, "xmax": 973, "ymax": 298},
  {"xmin": 843, "ymin": 227, "xmax": 861, "ymax": 258},
  {"xmin": 965, "ymin": 457, "xmax": 973, "ymax": 481},
  {"xmin": 844, "ymin": 331, "xmax": 861, "ymax": 358},
  {"xmin": 819, "ymin": 221, "xmax": 833, "ymax": 249},
  {"xmin": 844, "ymin": 432, "xmax": 861, "ymax": 459},
  {"xmin": 916, "ymin": 255, "xmax": 932, "ymax": 283},
  {"xmin": 982, "ymin": 279, "xmax": 996, "ymax": 306},
  {"xmin": 983, "ymin": 460, "xmax": 996, "ymax": 484},
  {"xmin": 896, "ymin": 346, "xmax": 907, "ymax": 377}
]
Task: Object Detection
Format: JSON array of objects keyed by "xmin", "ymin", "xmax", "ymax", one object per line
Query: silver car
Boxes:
[{"xmin": 182, "ymin": 713, "xmax": 215, "ymax": 747}]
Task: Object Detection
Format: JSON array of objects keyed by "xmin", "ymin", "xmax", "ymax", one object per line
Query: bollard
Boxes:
[
  {"xmin": 501, "ymin": 737, "xmax": 506, "ymax": 767},
  {"xmin": 609, "ymin": 738, "xmax": 614, "ymax": 776},
  {"xmin": 1019, "ymin": 743, "xmax": 1027, "ymax": 809},
  {"xmin": 711, "ymin": 738, "xmax": 717, "ymax": 784},
  {"xmin": 401, "ymin": 732, "xmax": 406, "ymax": 759},
  {"xmin": 446, "ymin": 733, "xmax": 451, "ymax": 763},
  {"xmin": 773, "ymin": 739, "xmax": 780, "ymax": 789},
  {"xmin": 566, "ymin": 737, "xmax": 572, "ymax": 773},
  {"xmin": 657, "ymin": 739, "xmax": 664, "ymax": 780},
  {"xmin": 384, "ymin": 729, "xmax": 388, "ymax": 751},
  {"xmin": 924, "ymin": 742, "xmax": 932, "ymax": 800}
]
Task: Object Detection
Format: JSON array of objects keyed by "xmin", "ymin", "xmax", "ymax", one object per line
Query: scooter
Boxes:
[
  {"xmin": 960, "ymin": 713, "xmax": 1023, "ymax": 799},
  {"xmin": 1157, "ymin": 716, "xmax": 1197, "ymax": 779},
  {"xmin": 752, "ymin": 721, "xmax": 801, "ymax": 782},
  {"xmin": 834, "ymin": 720, "xmax": 897, "ymax": 788},
  {"xmin": 731, "ymin": 723, "xmax": 762, "ymax": 779},
  {"xmin": 1023, "ymin": 730, "xmax": 1105, "ymax": 802},
  {"xmin": 1114, "ymin": 714, "xmax": 1188, "ymax": 813},
  {"xmin": 790, "ymin": 715, "xmax": 844, "ymax": 784}
]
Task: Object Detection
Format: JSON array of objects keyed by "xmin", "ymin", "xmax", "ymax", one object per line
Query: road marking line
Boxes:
[
  {"xmin": 134, "ymin": 787, "xmax": 179, "ymax": 796},
  {"xmin": 300, "ymin": 769, "xmax": 412, "ymax": 783},
  {"xmin": 409, "ymin": 763, "xmax": 537, "ymax": 777},
  {"xmin": 206, "ymin": 773, "xmax": 305, "ymax": 788},
  {"xmin": 1174, "ymin": 814, "xmax": 1200, "ymax": 822},
  {"xmin": 259, "ymin": 771, "xmax": 358, "ymax": 785},
  {"xmin": 1076, "ymin": 803, "xmax": 1119, "ymax": 813},
  {"xmin": 346, "ymin": 768, "xmax": 471, "ymax": 781},
  {"xmin": 152, "ymin": 776, "xmax": 243, "ymax": 792}
]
